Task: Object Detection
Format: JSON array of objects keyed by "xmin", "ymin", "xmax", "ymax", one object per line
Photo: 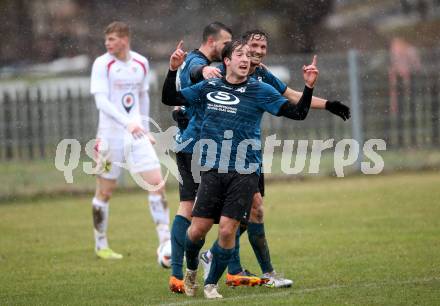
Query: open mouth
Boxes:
[{"xmin": 239, "ymin": 64, "xmax": 249, "ymax": 72}]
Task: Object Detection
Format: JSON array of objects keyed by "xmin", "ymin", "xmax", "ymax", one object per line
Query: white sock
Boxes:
[
  {"xmin": 92, "ymin": 197, "xmax": 109, "ymax": 251},
  {"xmin": 148, "ymin": 194, "xmax": 170, "ymax": 244}
]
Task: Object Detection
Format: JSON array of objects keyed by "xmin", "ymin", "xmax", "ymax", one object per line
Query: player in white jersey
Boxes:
[{"xmin": 90, "ymin": 21, "xmax": 170, "ymax": 260}]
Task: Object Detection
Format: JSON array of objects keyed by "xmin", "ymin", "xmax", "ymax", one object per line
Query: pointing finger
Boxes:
[
  {"xmin": 311, "ymin": 55, "xmax": 317, "ymax": 66},
  {"xmin": 176, "ymin": 40, "xmax": 184, "ymax": 51}
]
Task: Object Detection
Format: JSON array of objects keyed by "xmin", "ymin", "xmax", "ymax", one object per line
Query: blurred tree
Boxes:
[
  {"xmin": 0, "ymin": 0, "xmax": 334, "ymax": 65},
  {"xmin": 0, "ymin": 0, "xmax": 33, "ymax": 65}
]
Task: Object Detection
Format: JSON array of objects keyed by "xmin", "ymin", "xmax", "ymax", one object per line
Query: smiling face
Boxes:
[
  {"xmin": 225, "ymin": 44, "xmax": 251, "ymax": 79},
  {"xmin": 247, "ymin": 34, "xmax": 267, "ymax": 66}
]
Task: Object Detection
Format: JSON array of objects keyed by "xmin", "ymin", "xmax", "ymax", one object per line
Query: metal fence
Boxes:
[{"xmin": 0, "ymin": 48, "xmax": 439, "ymax": 160}]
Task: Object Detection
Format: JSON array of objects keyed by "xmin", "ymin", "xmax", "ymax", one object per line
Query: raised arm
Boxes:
[
  {"xmin": 280, "ymin": 55, "xmax": 350, "ymax": 120},
  {"xmin": 277, "ymin": 55, "xmax": 319, "ymax": 120},
  {"xmin": 162, "ymin": 41, "xmax": 189, "ymax": 107}
]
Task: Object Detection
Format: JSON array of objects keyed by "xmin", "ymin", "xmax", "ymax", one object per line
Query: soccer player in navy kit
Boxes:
[
  {"xmin": 168, "ymin": 22, "xmax": 232, "ymax": 293},
  {"xmin": 162, "ymin": 39, "xmax": 319, "ymax": 299},
  {"xmin": 193, "ymin": 30, "xmax": 350, "ymax": 288}
]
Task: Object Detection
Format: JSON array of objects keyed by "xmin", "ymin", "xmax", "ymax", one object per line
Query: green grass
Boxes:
[{"xmin": 1, "ymin": 172, "xmax": 440, "ymax": 305}]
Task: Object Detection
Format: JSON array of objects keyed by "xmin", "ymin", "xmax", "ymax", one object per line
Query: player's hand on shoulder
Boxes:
[
  {"xmin": 170, "ymin": 40, "xmax": 187, "ymax": 71},
  {"xmin": 202, "ymin": 66, "xmax": 222, "ymax": 79},
  {"xmin": 326, "ymin": 100, "xmax": 351, "ymax": 121},
  {"xmin": 303, "ymin": 55, "xmax": 319, "ymax": 88}
]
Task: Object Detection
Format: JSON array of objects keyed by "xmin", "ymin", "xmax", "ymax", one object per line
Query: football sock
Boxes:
[
  {"xmin": 227, "ymin": 224, "xmax": 247, "ymax": 274},
  {"xmin": 171, "ymin": 215, "xmax": 191, "ymax": 279},
  {"xmin": 148, "ymin": 193, "xmax": 170, "ymax": 244},
  {"xmin": 205, "ymin": 240, "xmax": 234, "ymax": 285},
  {"xmin": 185, "ymin": 231, "xmax": 205, "ymax": 271},
  {"xmin": 248, "ymin": 222, "xmax": 273, "ymax": 274},
  {"xmin": 92, "ymin": 197, "xmax": 109, "ymax": 250}
]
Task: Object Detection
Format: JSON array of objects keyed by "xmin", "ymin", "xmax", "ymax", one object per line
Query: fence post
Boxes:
[
  {"xmin": 396, "ymin": 76, "xmax": 405, "ymax": 147},
  {"xmin": 37, "ymin": 88, "xmax": 45, "ymax": 158},
  {"xmin": 16, "ymin": 90, "xmax": 24, "ymax": 159},
  {"xmin": 4, "ymin": 93, "xmax": 13, "ymax": 159},
  {"xmin": 66, "ymin": 89, "xmax": 74, "ymax": 138},
  {"xmin": 348, "ymin": 49, "xmax": 363, "ymax": 171},
  {"xmin": 25, "ymin": 89, "xmax": 34, "ymax": 160},
  {"xmin": 409, "ymin": 73, "xmax": 417, "ymax": 147},
  {"xmin": 431, "ymin": 75, "xmax": 439, "ymax": 146}
]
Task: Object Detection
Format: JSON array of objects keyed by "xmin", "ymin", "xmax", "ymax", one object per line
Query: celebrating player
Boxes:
[
  {"xmin": 90, "ymin": 22, "xmax": 170, "ymax": 260},
  {"xmin": 196, "ymin": 29, "xmax": 351, "ymax": 288},
  {"xmin": 162, "ymin": 39, "xmax": 318, "ymax": 299},
  {"xmin": 168, "ymin": 22, "xmax": 232, "ymax": 293}
]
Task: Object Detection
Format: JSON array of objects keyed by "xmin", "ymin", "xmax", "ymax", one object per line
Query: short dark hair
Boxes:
[
  {"xmin": 241, "ymin": 29, "xmax": 268, "ymax": 43},
  {"xmin": 105, "ymin": 21, "xmax": 130, "ymax": 38},
  {"xmin": 202, "ymin": 22, "xmax": 232, "ymax": 43},
  {"xmin": 221, "ymin": 39, "xmax": 247, "ymax": 63}
]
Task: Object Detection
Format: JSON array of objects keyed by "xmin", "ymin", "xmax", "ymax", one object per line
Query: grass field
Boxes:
[{"xmin": 1, "ymin": 172, "xmax": 439, "ymax": 305}]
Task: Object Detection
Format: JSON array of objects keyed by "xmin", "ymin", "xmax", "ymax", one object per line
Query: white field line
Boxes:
[{"xmin": 157, "ymin": 276, "xmax": 440, "ymax": 306}]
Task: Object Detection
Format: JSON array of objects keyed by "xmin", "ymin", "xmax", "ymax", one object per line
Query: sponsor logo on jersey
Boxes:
[
  {"xmin": 206, "ymin": 91, "xmax": 240, "ymax": 105},
  {"xmin": 235, "ymin": 86, "xmax": 246, "ymax": 93},
  {"xmin": 122, "ymin": 93, "xmax": 135, "ymax": 113}
]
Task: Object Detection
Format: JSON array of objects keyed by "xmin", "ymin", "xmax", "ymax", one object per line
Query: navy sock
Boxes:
[
  {"xmin": 227, "ymin": 224, "xmax": 247, "ymax": 275},
  {"xmin": 184, "ymin": 231, "xmax": 205, "ymax": 271},
  {"xmin": 247, "ymin": 223, "xmax": 273, "ymax": 274},
  {"xmin": 170, "ymin": 215, "xmax": 191, "ymax": 279},
  {"xmin": 205, "ymin": 240, "xmax": 234, "ymax": 285}
]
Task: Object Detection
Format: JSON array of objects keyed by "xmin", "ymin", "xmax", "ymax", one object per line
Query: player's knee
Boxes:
[
  {"xmin": 188, "ymin": 225, "xmax": 206, "ymax": 241},
  {"xmin": 140, "ymin": 169, "xmax": 166, "ymax": 191},
  {"xmin": 96, "ymin": 187, "xmax": 113, "ymax": 202},
  {"xmin": 218, "ymin": 224, "xmax": 236, "ymax": 241}
]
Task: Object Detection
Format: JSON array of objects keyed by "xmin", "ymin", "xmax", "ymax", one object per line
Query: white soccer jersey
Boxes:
[{"xmin": 90, "ymin": 51, "xmax": 150, "ymax": 137}]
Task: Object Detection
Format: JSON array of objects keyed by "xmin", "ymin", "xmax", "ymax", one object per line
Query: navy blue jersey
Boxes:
[
  {"xmin": 218, "ymin": 64, "xmax": 287, "ymax": 94},
  {"xmin": 180, "ymin": 77, "xmax": 287, "ymax": 173},
  {"xmin": 176, "ymin": 50, "xmax": 210, "ymax": 150}
]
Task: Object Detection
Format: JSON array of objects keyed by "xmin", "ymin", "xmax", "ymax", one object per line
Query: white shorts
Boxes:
[{"xmin": 94, "ymin": 134, "xmax": 160, "ymax": 180}]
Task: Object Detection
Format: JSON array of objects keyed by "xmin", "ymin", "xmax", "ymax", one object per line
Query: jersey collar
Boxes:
[
  {"xmin": 221, "ymin": 76, "xmax": 249, "ymax": 88},
  {"xmin": 193, "ymin": 49, "xmax": 211, "ymax": 65}
]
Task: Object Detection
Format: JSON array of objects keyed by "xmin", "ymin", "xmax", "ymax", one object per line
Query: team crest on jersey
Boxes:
[
  {"xmin": 206, "ymin": 91, "xmax": 240, "ymax": 105},
  {"xmin": 122, "ymin": 93, "xmax": 135, "ymax": 112}
]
